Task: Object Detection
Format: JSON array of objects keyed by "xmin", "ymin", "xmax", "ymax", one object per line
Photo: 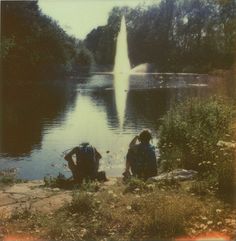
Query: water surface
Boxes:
[{"xmin": 0, "ymin": 73, "xmax": 235, "ymax": 179}]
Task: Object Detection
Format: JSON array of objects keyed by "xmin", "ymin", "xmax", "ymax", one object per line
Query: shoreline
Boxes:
[{"xmin": 0, "ymin": 176, "xmax": 236, "ymax": 240}]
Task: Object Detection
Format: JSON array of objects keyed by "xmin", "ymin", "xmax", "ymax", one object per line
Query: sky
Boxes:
[{"xmin": 38, "ymin": 0, "xmax": 155, "ymax": 39}]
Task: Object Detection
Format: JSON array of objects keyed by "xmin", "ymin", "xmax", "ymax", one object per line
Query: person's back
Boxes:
[
  {"xmin": 77, "ymin": 143, "xmax": 100, "ymax": 181},
  {"xmin": 125, "ymin": 130, "xmax": 157, "ymax": 180},
  {"xmin": 130, "ymin": 142, "xmax": 157, "ymax": 179},
  {"xmin": 64, "ymin": 142, "xmax": 103, "ymax": 183}
]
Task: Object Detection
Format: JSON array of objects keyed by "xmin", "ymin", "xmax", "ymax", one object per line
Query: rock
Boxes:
[
  {"xmin": 52, "ymin": 188, "xmax": 60, "ymax": 191},
  {"xmin": 149, "ymin": 169, "xmax": 198, "ymax": 181}
]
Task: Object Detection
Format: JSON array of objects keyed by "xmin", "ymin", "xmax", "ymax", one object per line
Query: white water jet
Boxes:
[
  {"xmin": 114, "ymin": 16, "xmax": 131, "ymax": 74},
  {"xmin": 113, "ymin": 16, "xmax": 131, "ymax": 128}
]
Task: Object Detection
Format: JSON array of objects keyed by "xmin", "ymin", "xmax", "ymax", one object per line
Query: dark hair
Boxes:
[{"xmin": 139, "ymin": 129, "xmax": 152, "ymax": 143}]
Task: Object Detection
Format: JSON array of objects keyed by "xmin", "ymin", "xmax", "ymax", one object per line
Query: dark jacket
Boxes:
[
  {"xmin": 64, "ymin": 143, "xmax": 101, "ymax": 182},
  {"xmin": 127, "ymin": 143, "xmax": 157, "ymax": 179}
]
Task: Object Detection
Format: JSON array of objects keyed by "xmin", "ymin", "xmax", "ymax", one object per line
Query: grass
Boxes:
[
  {"xmin": 130, "ymin": 192, "xmax": 201, "ymax": 239},
  {"xmin": 67, "ymin": 191, "xmax": 96, "ymax": 214},
  {"xmin": 0, "ymin": 175, "xmax": 27, "ymax": 186},
  {"xmin": 44, "ymin": 173, "xmax": 100, "ymax": 192},
  {"xmin": 2, "ymin": 178, "xmax": 236, "ymax": 241}
]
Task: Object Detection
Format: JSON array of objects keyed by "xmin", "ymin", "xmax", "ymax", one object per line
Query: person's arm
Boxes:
[
  {"xmin": 64, "ymin": 147, "xmax": 79, "ymax": 163},
  {"xmin": 129, "ymin": 135, "xmax": 139, "ymax": 148},
  {"xmin": 94, "ymin": 148, "xmax": 102, "ymax": 173},
  {"xmin": 94, "ymin": 148, "xmax": 102, "ymax": 160}
]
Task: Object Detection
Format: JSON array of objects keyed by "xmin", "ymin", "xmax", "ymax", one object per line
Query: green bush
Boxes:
[
  {"xmin": 158, "ymin": 97, "xmax": 234, "ymax": 171},
  {"xmin": 158, "ymin": 97, "xmax": 235, "ymax": 195},
  {"xmin": 69, "ymin": 191, "xmax": 95, "ymax": 214},
  {"xmin": 123, "ymin": 177, "xmax": 150, "ymax": 194}
]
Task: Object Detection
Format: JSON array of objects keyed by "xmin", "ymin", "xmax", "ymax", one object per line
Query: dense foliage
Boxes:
[
  {"xmin": 1, "ymin": 1, "xmax": 93, "ymax": 83},
  {"xmin": 158, "ymin": 97, "xmax": 235, "ymax": 194},
  {"xmin": 85, "ymin": 0, "xmax": 236, "ymax": 73}
]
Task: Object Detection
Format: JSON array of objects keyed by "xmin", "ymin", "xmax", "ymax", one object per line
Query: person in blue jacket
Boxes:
[{"xmin": 124, "ymin": 129, "xmax": 157, "ymax": 180}]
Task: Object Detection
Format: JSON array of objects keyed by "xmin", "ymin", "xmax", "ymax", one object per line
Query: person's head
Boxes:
[{"xmin": 138, "ymin": 129, "xmax": 152, "ymax": 144}]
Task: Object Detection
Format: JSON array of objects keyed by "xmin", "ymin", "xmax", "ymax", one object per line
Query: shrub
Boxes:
[
  {"xmin": 0, "ymin": 176, "xmax": 26, "ymax": 185},
  {"xmin": 123, "ymin": 177, "xmax": 151, "ymax": 194},
  {"xmin": 158, "ymin": 97, "xmax": 234, "ymax": 172},
  {"xmin": 80, "ymin": 180, "xmax": 100, "ymax": 192},
  {"xmin": 68, "ymin": 191, "xmax": 95, "ymax": 214},
  {"xmin": 158, "ymin": 97, "xmax": 235, "ymax": 196}
]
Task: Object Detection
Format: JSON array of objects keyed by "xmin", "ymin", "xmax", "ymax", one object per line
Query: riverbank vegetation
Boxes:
[
  {"xmin": 1, "ymin": 1, "xmax": 94, "ymax": 84},
  {"xmin": 158, "ymin": 97, "xmax": 235, "ymax": 199},
  {"xmin": 1, "ymin": 97, "xmax": 235, "ymax": 240},
  {"xmin": 1, "ymin": 178, "xmax": 236, "ymax": 240},
  {"xmin": 85, "ymin": 0, "xmax": 236, "ymax": 73}
]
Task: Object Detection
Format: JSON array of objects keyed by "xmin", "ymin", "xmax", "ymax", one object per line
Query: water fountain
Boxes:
[
  {"xmin": 114, "ymin": 16, "xmax": 131, "ymax": 74},
  {"xmin": 113, "ymin": 16, "xmax": 131, "ymax": 127}
]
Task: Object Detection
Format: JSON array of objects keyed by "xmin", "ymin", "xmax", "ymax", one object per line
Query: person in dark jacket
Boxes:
[
  {"xmin": 64, "ymin": 142, "xmax": 106, "ymax": 183},
  {"xmin": 123, "ymin": 129, "xmax": 157, "ymax": 180}
]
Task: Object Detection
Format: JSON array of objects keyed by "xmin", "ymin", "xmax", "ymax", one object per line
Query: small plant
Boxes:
[
  {"xmin": 0, "ymin": 176, "xmax": 15, "ymax": 185},
  {"xmin": 0, "ymin": 176, "xmax": 26, "ymax": 185},
  {"xmin": 131, "ymin": 193, "xmax": 200, "ymax": 239},
  {"xmin": 123, "ymin": 177, "xmax": 150, "ymax": 194},
  {"xmin": 189, "ymin": 180, "xmax": 210, "ymax": 196},
  {"xmin": 155, "ymin": 178, "xmax": 180, "ymax": 190},
  {"xmin": 11, "ymin": 206, "xmax": 32, "ymax": 220},
  {"xmin": 68, "ymin": 191, "xmax": 95, "ymax": 214},
  {"xmin": 80, "ymin": 180, "xmax": 100, "ymax": 192},
  {"xmin": 44, "ymin": 173, "xmax": 73, "ymax": 189}
]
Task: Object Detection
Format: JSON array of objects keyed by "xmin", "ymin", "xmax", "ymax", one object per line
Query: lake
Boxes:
[{"xmin": 0, "ymin": 72, "xmax": 235, "ymax": 179}]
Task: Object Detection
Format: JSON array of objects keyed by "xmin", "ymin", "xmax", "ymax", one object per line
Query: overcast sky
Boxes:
[{"xmin": 38, "ymin": 0, "xmax": 155, "ymax": 39}]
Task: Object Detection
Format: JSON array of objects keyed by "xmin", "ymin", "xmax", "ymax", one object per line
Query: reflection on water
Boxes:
[
  {"xmin": 114, "ymin": 73, "xmax": 129, "ymax": 128},
  {"xmin": 0, "ymin": 73, "xmax": 235, "ymax": 179}
]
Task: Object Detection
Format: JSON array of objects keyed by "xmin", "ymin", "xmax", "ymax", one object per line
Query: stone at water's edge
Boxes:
[
  {"xmin": 0, "ymin": 180, "xmax": 72, "ymax": 218},
  {"xmin": 150, "ymin": 169, "xmax": 198, "ymax": 181},
  {"xmin": 0, "ymin": 178, "xmax": 119, "ymax": 219}
]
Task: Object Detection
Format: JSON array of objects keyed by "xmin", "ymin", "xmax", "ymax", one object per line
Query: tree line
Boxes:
[
  {"xmin": 1, "ymin": 0, "xmax": 235, "ymax": 82},
  {"xmin": 85, "ymin": 0, "xmax": 236, "ymax": 73},
  {"xmin": 1, "ymin": 1, "xmax": 93, "ymax": 84}
]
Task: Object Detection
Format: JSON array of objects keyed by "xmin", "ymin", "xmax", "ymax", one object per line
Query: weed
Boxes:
[
  {"xmin": 80, "ymin": 180, "xmax": 100, "ymax": 192},
  {"xmin": 123, "ymin": 177, "xmax": 151, "ymax": 194},
  {"xmin": 131, "ymin": 193, "xmax": 201, "ymax": 239},
  {"xmin": 68, "ymin": 191, "xmax": 95, "ymax": 214},
  {"xmin": 0, "ymin": 176, "xmax": 27, "ymax": 185}
]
